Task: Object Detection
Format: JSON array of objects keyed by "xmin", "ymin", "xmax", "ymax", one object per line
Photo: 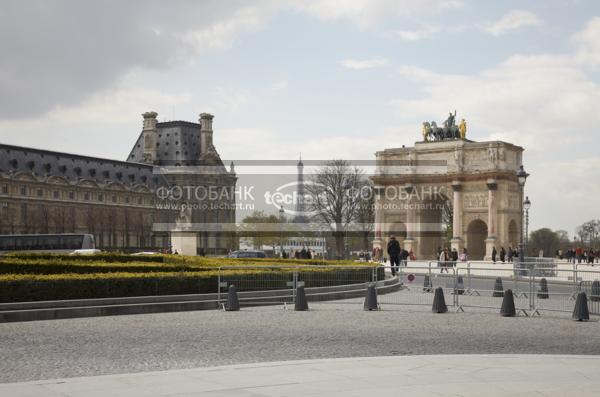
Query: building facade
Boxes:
[
  {"xmin": 371, "ymin": 139, "xmax": 525, "ymax": 260},
  {"xmin": 0, "ymin": 112, "xmax": 237, "ymax": 254}
]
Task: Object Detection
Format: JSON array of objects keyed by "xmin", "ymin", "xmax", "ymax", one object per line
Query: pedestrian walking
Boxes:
[
  {"xmin": 387, "ymin": 235, "xmax": 401, "ymax": 276},
  {"xmin": 492, "ymin": 246, "xmax": 497, "ymax": 263},
  {"xmin": 500, "ymin": 247, "xmax": 506, "ymax": 263}
]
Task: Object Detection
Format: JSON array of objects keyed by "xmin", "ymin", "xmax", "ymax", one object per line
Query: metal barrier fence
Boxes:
[{"xmin": 214, "ymin": 262, "xmax": 600, "ymax": 316}]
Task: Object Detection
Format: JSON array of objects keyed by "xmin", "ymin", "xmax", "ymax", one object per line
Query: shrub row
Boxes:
[
  {"xmin": 0, "ymin": 267, "xmax": 381, "ymax": 303},
  {"xmin": 6, "ymin": 252, "xmax": 165, "ymax": 263},
  {"xmin": 0, "ymin": 256, "xmax": 371, "ymax": 275},
  {"xmin": 0, "ymin": 259, "xmax": 201, "ymax": 275}
]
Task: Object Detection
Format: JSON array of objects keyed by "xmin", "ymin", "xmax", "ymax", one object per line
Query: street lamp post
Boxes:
[
  {"xmin": 516, "ymin": 165, "xmax": 530, "ymax": 272},
  {"xmin": 279, "ymin": 205, "xmax": 285, "ymax": 258},
  {"xmin": 524, "ymin": 196, "xmax": 531, "ymax": 258},
  {"xmin": 343, "ymin": 180, "xmax": 352, "ymax": 260}
]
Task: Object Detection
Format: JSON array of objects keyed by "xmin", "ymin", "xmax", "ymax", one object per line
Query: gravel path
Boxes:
[{"xmin": 1, "ymin": 302, "xmax": 599, "ymax": 383}]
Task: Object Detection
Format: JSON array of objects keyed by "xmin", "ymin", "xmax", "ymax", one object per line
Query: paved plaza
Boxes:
[
  {"xmin": 2, "ymin": 355, "xmax": 600, "ymax": 397},
  {"xmin": 1, "ymin": 302, "xmax": 599, "ymax": 385}
]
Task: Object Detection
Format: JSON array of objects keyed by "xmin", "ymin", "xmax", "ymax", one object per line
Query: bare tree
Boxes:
[
  {"xmin": 306, "ymin": 159, "xmax": 364, "ymax": 259},
  {"xmin": 576, "ymin": 220, "xmax": 600, "ymax": 247},
  {"xmin": 355, "ymin": 179, "xmax": 375, "ymax": 251}
]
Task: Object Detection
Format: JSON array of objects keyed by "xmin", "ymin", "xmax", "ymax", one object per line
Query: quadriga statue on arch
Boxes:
[{"xmin": 421, "ymin": 111, "xmax": 466, "ymax": 142}]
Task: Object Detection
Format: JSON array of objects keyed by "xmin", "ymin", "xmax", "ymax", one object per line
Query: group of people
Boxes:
[
  {"xmin": 282, "ymin": 248, "xmax": 315, "ymax": 259},
  {"xmin": 564, "ymin": 247, "xmax": 598, "ymax": 264},
  {"xmin": 490, "ymin": 246, "xmax": 518, "ymax": 263},
  {"xmin": 436, "ymin": 247, "xmax": 466, "ymax": 273}
]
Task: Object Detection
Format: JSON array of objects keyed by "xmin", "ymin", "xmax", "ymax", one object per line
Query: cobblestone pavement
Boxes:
[{"xmin": 1, "ymin": 302, "xmax": 599, "ymax": 383}]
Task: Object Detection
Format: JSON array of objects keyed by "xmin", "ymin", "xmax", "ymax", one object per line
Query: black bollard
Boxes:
[
  {"xmin": 423, "ymin": 274, "xmax": 433, "ymax": 293},
  {"xmin": 432, "ymin": 287, "xmax": 448, "ymax": 313},
  {"xmin": 492, "ymin": 277, "xmax": 504, "ymax": 297},
  {"xmin": 537, "ymin": 278, "xmax": 549, "ymax": 299},
  {"xmin": 500, "ymin": 289, "xmax": 516, "ymax": 317},
  {"xmin": 572, "ymin": 292, "xmax": 590, "ymax": 321},
  {"xmin": 455, "ymin": 275, "xmax": 465, "ymax": 295},
  {"xmin": 591, "ymin": 280, "xmax": 600, "ymax": 302},
  {"xmin": 364, "ymin": 283, "xmax": 378, "ymax": 311},
  {"xmin": 225, "ymin": 284, "xmax": 240, "ymax": 311},
  {"xmin": 295, "ymin": 285, "xmax": 309, "ymax": 311}
]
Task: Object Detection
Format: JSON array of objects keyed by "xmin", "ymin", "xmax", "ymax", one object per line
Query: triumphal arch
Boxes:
[{"xmin": 371, "ymin": 113, "xmax": 525, "ymax": 260}]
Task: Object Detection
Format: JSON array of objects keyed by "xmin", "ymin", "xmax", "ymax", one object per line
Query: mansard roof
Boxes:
[
  {"xmin": 127, "ymin": 121, "xmax": 200, "ymax": 164},
  {"xmin": 0, "ymin": 143, "xmax": 167, "ymax": 189}
]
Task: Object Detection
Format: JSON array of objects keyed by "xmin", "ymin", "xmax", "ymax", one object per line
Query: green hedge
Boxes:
[
  {"xmin": 0, "ymin": 272, "xmax": 216, "ymax": 302},
  {"xmin": 6, "ymin": 252, "xmax": 165, "ymax": 263},
  {"xmin": 6, "ymin": 253, "xmax": 363, "ymax": 267},
  {"xmin": 0, "ymin": 256, "xmax": 371, "ymax": 275},
  {"xmin": 0, "ymin": 267, "xmax": 381, "ymax": 303},
  {"xmin": 0, "ymin": 259, "xmax": 200, "ymax": 275}
]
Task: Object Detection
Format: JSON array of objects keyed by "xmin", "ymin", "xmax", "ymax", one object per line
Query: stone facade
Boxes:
[
  {"xmin": 0, "ymin": 112, "xmax": 237, "ymax": 254},
  {"xmin": 371, "ymin": 139, "xmax": 524, "ymax": 260}
]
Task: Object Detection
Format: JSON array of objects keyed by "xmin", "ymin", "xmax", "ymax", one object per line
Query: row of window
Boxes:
[
  {"xmin": 0, "ymin": 184, "xmax": 148, "ymax": 205},
  {"xmin": 286, "ymin": 239, "xmax": 326, "ymax": 247}
]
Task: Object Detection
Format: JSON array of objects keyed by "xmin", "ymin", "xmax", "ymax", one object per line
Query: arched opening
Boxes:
[
  {"xmin": 386, "ymin": 222, "xmax": 407, "ymax": 249},
  {"xmin": 467, "ymin": 219, "xmax": 488, "ymax": 260},
  {"xmin": 508, "ymin": 220, "xmax": 518, "ymax": 248},
  {"xmin": 418, "ymin": 192, "xmax": 450, "ymax": 259}
]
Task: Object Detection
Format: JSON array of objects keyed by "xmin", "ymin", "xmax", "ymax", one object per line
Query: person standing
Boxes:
[
  {"xmin": 491, "ymin": 246, "xmax": 497, "ymax": 263},
  {"xmin": 451, "ymin": 248, "xmax": 458, "ymax": 267},
  {"xmin": 461, "ymin": 247, "xmax": 468, "ymax": 262},
  {"xmin": 507, "ymin": 246, "xmax": 513, "ymax": 263},
  {"xmin": 500, "ymin": 247, "xmax": 506, "ymax": 263},
  {"xmin": 439, "ymin": 248, "xmax": 449, "ymax": 273},
  {"xmin": 399, "ymin": 247, "xmax": 409, "ymax": 267},
  {"xmin": 387, "ymin": 235, "xmax": 401, "ymax": 276},
  {"xmin": 576, "ymin": 246, "xmax": 583, "ymax": 263}
]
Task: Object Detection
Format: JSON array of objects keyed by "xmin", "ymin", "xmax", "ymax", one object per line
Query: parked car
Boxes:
[{"xmin": 228, "ymin": 250, "xmax": 267, "ymax": 258}]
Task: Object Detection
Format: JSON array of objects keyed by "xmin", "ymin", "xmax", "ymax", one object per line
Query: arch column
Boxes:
[
  {"xmin": 450, "ymin": 181, "xmax": 464, "ymax": 252},
  {"xmin": 372, "ymin": 185, "xmax": 384, "ymax": 249},
  {"xmin": 403, "ymin": 184, "xmax": 417, "ymax": 254},
  {"xmin": 485, "ymin": 179, "xmax": 498, "ymax": 260}
]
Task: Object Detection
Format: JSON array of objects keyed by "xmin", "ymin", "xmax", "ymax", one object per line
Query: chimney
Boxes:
[
  {"xmin": 142, "ymin": 111, "xmax": 158, "ymax": 163},
  {"xmin": 199, "ymin": 112, "xmax": 214, "ymax": 156}
]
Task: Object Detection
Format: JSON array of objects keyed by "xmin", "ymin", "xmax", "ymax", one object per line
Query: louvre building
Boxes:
[{"xmin": 0, "ymin": 112, "xmax": 237, "ymax": 254}]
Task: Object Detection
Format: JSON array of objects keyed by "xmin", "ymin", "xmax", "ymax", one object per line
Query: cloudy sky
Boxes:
[{"xmin": 1, "ymin": 0, "xmax": 599, "ymax": 235}]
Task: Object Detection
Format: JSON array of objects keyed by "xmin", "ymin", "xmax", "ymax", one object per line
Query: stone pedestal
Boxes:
[
  {"xmin": 403, "ymin": 238, "xmax": 416, "ymax": 254},
  {"xmin": 171, "ymin": 231, "xmax": 197, "ymax": 256},
  {"xmin": 372, "ymin": 239, "xmax": 382, "ymax": 250},
  {"xmin": 485, "ymin": 237, "xmax": 497, "ymax": 261},
  {"xmin": 451, "ymin": 237, "xmax": 464, "ymax": 253}
]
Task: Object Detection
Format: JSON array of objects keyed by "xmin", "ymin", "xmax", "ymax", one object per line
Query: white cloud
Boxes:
[
  {"xmin": 485, "ymin": 10, "xmax": 543, "ymax": 36},
  {"xmin": 340, "ymin": 57, "xmax": 388, "ymax": 70},
  {"xmin": 218, "ymin": 126, "xmax": 389, "ymax": 163},
  {"xmin": 271, "ymin": 80, "xmax": 289, "ymax": 91},
  {"xmin": 213, "ymin": 87, "xmax": 249, "ymax": 112},
  {"xmin": 177, "ymin": 3, "xmax": 279, "ymax": 51},
  {"xmin": 293, "ymin": 0, "xmax": 463, "ymax": 29},
  {"xmin": 0, "ymin": 84, "xmax": 192, "ymax": 128},
  {"xmin": 394, "ymin": 53, "xmax": 600, "ymax": 150},
  {"xmin": 395, "ymin": 26, "xmax": 440, "ymax": 41},
  {"xmin": 573, "ymin": 16, "xmax": 600, "ymax": 68},
  {"xmin": 391, "ymin": 18, "xmax": 600, "ymax": 231}
]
